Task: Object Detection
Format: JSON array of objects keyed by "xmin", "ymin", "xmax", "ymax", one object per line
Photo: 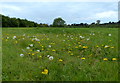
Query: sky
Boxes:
[{"xmin": 0, "ymin": 2, "xmax": 118, "ymax": 24}]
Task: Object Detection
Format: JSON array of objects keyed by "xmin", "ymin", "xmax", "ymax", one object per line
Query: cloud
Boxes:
[
  {"xmin": 0, "ymin": 4, "xmax": 21, "ymax": 11},
  {"xmin": 95, "ymin": 11, "xmax": 117, "ymax": 18}
]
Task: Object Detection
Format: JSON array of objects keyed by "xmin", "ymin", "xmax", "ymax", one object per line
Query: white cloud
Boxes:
[
  {"xmin": 95, "ymin": 11, "xmax": 117, "ymax": 18},
  {"xmin": 0, "ymin": 4, "xmax": 21, "ymax": 11}
]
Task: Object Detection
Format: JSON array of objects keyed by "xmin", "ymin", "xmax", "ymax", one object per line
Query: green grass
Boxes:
[{"xmin": 2, "ymin": 28, "xmax": 119, "ymax": 81}]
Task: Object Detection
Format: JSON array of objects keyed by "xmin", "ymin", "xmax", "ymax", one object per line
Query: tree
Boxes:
[
  {"xmin": 96, "ymin": 20, "xmax": 100, "ymax": 24},
  {"xmin": 53, "ymin": 17, "xmax": 66, "ymax": 27}
]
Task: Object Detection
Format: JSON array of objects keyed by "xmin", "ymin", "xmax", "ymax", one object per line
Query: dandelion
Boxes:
[
  {"xmin": 47, "ymin": 55, "xmax": 50, "ymax": 57},
  {"xmin": 96, "ymin": 45, "xmax": 99, "ymax": 47},
  {"xmin": 75, "ymin": 46, "xmax": 78, "ymax": 48},
  {"xmin": 41, "ymin": 69, "xmax": 48, "ymax": 74},
  {"xmin": 29, "ymin": 44, "xmax": 34, "ymax": 47},
  {"xmin": 81, "ymin": 57, "xmax": 85, "ymax": 60},
  {"xmin": 52, "ymin": 49, "xmax": 56, "ymax": 52},
  {"xmin": 26, "ymin": 47, "xmax": 30, "ymax": 49},
  {"xmin": 32, "ymin": 53, "xmax": 35, "ymax": 56},
  {"xmin": 37, "ymin": 50, "xmax": 40, "ymax": 52},
  {"xmin": 87, "ymin": 38, "xmax": 90, "ymax": 41},
  {"xmin": 13, "ymin": 36, "xmax": 16, "ymax": 39},
  {"xmin": 83, "ymin": 46, "xmax": 88, "ymax": 48},
  {"xmin": 48, "ymin": 45, "xmax": 51, "ymax": 48},
  {"xmin": 59, "ymin": 59, "xmax": 63, "ymax": 62},
  {"xmin": 108, "ymin": 34, "xmax": 111, "ymax": 36},
  {"xmin": 112, "ymin": 58, "xmax": 117, "ymax": 61},
  {"xmin": 49, "ymin": 56, "xmax": 54, "ymax": 60},
  {"xmin": 6, "ymin": 37, "xmax": 9, "ymax": 39},
  {"xmin": 104, "ymin": 45, "xmax": 109, "ymax": 48},
  {"xmin": 111, "ymin": 47, "xmax": 114, "ymax": 48},
  {"xmin": 39, "ymin": 56, "xmax": 42, "ymax": 58},
  {"xmin": 103, "ymin": 58, "xmax": 108, "ymax": 61},
  {"xmin": 29, "ymin": 49, "xmax": 32, "ymax": 51},
  {"xmin": 20, "ymin": 54, "xmax": 24, "ymax": 57}
]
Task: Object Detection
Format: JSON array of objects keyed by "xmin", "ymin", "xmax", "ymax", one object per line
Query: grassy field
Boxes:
[{"xmin": 2, "ymin": 28, "xmax": 119, "ymax": 81}]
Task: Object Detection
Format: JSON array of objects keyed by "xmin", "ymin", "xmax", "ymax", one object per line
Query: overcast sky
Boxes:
[{"xmin": 0, "ymin": 2, "xmax": 118, "ymax": 24}]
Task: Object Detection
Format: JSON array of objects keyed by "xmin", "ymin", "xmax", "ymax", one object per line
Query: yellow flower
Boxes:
[
  {"xmin": 38, "ymin": 42, "xmax": 41, "ymax": 44},
  {"xmin": 47, "ymin": 38, "xmax": 49, "ymax": 40},
  {"xmin": 103, "ymin": 58, "xmax": 108, "ymax": 61},
  {"xmin": 70, "ymin": 53, "xmax": 73, "ymax": 55},
  {"xmin": 5, "ymin": 39, "xmax": 8, "ymax": 41},
  {"xmin": 39, "ymin": 56, "xmax": 42, "ymax": 58},
  {"xmin": 96, "ymin": 45, "xmax": 99, "ymax": 47},
  {"xmin": 83, "ymin": 46, "xmax": 88, "ymax": 48},
  {"xmin": 28, "ymin": 53, "xmax": 31, "ymax": 55},
  {"xmin": 15, "ymin": 41, "xmax": 18, "ymax": 43},
  {"xmin": 42, "ymin": 49, "xmax": 44, "ymax": 51},
  {"xmin": 111, "ymin": 47, "xmax": 114, "ymax": 48},
  {"xmin": 29, "ymin": 49, "xmax": 32, "ymax": 51},
  {"xmin": 59, "ymin": 59, "xmax": 63, "ymax": 62},
  {"xmin": 79, "ymin": 45, "xmax": 82, "ymax": 47},
  {"xmin": 42, "ymin": 69, "xmax": 48, "ymax": 74},
  {"xmin": 32, "ymin": 53, "xmax": 35, "ymax": 56},
  {"xmin": 75, "ymin": 46, "xmax": 78, "ymax": 48},
  {"xmin": 52, "ymin": 49, "xmax": 56, "ymax": 52},
  {"xmin": 81, "ymin": 57, "xmax": 85, "ymax": 60},
  {"xmin": 68, "ymin": 51, "xmax": 71, "ymax": 53},
  {"xmin": 112, "ymin": 58, "xmax": 117, "ymax": 61}
]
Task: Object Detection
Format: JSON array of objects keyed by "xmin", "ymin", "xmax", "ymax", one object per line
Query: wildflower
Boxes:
[
  {"xmin": 81, "ymin": 57, "xmax": 85, "ymax": 60},
  {"xmin": 59, "ymin": 59, "xmax": 63, "ymax": 62},
  {"xmin": 83, "ymin": 46, "xmax": 88, "ymax": 48},
  {"xmin": 39, "ymin": 56, "xmax": 42, "ymax": 58},
  {"xmin": 108, "ymin": 34, "xmax": 111, "ymax": 36},
  {"xmin": 42, "ymin": 69, "xmax": 48, "ymax": 74},
  {"xmin": 6, "ymin": 37, "xmax": 9, "ymax": 39},
  {"xmin": 20, "ymin": 54, "xmax": 24, "ymax": 57},
  {"xmin": 104, "ymin": 45, "xmax": 109, "ymax": 48},
  {"xmin": 49, "ymin": 56, "xmax": 54, "ymax": 60},
  {"xmin": 52, "ymin": 49, "xmax": 56, "ymax": 52},
  {"xmin": 32, "ymin": 53, "xmax": 35, "ymax": 56},
  {"xmin": 96, "ymin": 45, "xmax": 99, "ymax": 47},
  {"xmin": 87, "ymin": 38, "xmax": 90, "ymax": 41},
  {"xmin": 103, "ymin": 58, "xmax": 108, "ymax": 61},
  {"xmin": 15, "ymin": 41, "xmax": 18, "ymax": 44},
  {"xmin": 68, "ymin": 51, "xmax": 71, "ymax": 53},
  {"xmin": 29, "ymin": 44, "xmax": 34, "ymax": 47},
  {"xmin": 48, "ymin": 45, "xmax": 51, "ymax": 48},
  {"xmin": 26, "ymin": 47, "xmax": 30, "ymax": 49},
  {"xmin": 13, "ymin": 36, "xmax": 16, "ymax": 39},
  {"xmin": 29, "ymin": 49, "xmax": 32, "ymax": 51},
  {"xmin": 70, "ymin": 53, "xmax": 74, "ymax": 55},
  {"xmin": 75, "ymin": 46, "xmax": 78, "ymax": 48},
  {"xmin": 37, "ymin": 50, "xmax": 40, "ymax": 52},
  {"xmin": 112, "ymin": 58, "xmax": 117, "ymax": 61},
  {"xmin": 47, "ymin": 55, "xmax": 50, "ymax": 57},
  {"xmin": 111, "ymin": 47, "xmax": 114, "ymax": 48}
]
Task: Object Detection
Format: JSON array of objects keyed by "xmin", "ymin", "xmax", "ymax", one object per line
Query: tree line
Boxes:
[{"xmin": 1, "ymin": 14, "xmax": 120, "ymax": 28}]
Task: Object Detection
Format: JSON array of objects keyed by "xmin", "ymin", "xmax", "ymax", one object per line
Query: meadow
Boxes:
[{"xmin": 2, "ymin": 28, "xmax": 119, "ymax": 81}]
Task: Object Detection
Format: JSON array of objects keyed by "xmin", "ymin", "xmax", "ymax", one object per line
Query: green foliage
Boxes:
[
  {"xmin": 2, "ymin": 28, "xmax": 118, "ymax": 81},
  {"xmin": 53, "ymin": 18, "xmax": 66, "ymax": 27}
]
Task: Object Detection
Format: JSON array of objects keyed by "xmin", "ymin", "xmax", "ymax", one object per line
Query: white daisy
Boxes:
[
  {"xmin": 47, "ymin": 55, "xmax": 50, "ymax": 57},
  {"xmin": 13, "ymin": 36, "xmax": 16, "ymax": 39},
  {"xmin": 20, "ymin": 54, "xmax": 24, "ymax": 57},
  {"xmin": 48, "ymin": 45, "xmax": 51, "ymax": 48},
  {"xmin": 26, "ymin": 47, "xmax": 30, "ymax": 49},
  {"xmin": 49, "ymin": 56, "xmax": 54, "ymax": 60},
  {"xmin": 108, "ymin": 34, "xmax": 111, "ymax": 36},
  {"xmin": 30, "ymin": 44, "xmax": 34, "ymax": 47}
]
